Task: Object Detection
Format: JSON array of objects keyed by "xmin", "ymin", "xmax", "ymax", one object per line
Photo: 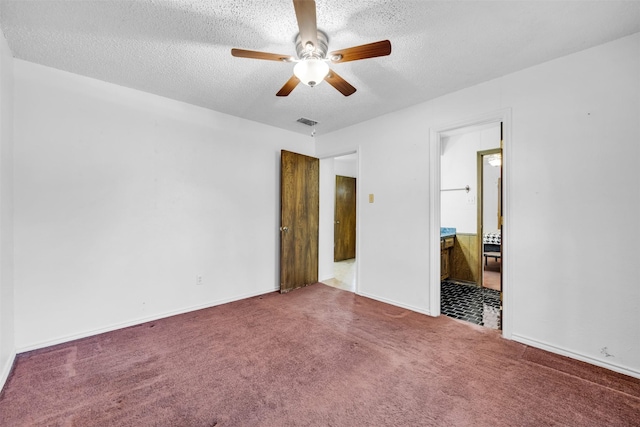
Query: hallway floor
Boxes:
[{"xmin": 322, "ymin": 258, "xmax": 356, "ymax": 292}]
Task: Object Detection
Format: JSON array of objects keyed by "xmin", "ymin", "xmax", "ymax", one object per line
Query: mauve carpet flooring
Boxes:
[{"xmin": 1, "ymin": 283, "xmax": 639, "ymax": 426}]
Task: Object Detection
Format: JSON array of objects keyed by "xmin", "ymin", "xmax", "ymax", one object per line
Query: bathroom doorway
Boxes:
[
  {"xmin": 430, "ymin": 109, "xmax": 510, "ymax": 337},
  {"xmin": 438, "ymin": 122, "xmax": 502, "ymax": 329}
]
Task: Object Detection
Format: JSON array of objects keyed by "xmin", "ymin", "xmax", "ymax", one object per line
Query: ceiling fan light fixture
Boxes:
[
  {"xmin": 294, "ymin": 58, "xmax": 329, "ymax": 87},
  {"xmin": 231, "ymin": 4, "xmax": 391, "ymax": 97}
]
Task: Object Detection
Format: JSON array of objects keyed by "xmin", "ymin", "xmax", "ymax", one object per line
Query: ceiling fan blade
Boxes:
[
  {"xmin": 276, "ymin": 75, "xmax": 301, "ymax": 97},
  {"xmin": 231, "ymin": 48, "xmax": 293, "ymax": 62},
  {"xmin": 329, "ymin": 40, "xmax": 392, "ymax": 63},
  {"xmin": 324, "ymin": 69, "xmax": 356, "ymax": 97},
  {"xmin": 293, "ymin": 0, "xmax": 318, "ymax": 50}
]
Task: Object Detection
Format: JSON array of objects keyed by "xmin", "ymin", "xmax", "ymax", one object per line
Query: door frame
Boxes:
[
  {"xmin": 318, "ymin": 149, "xmax": 360, "ymax": 293},
  {"xmin": 429, "ymin": 109, "xmax": 512, "ymax": 339}
]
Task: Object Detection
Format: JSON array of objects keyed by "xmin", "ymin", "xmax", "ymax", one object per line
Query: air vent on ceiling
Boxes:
[{"xmin": 297, "ymin": 117, "xmax": 318, "ymax": 127}]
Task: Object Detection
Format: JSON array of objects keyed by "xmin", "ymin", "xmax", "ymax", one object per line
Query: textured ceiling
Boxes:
[{"xmin": 1, "ymin": 1, "xmax": 639, "ymax": 136}]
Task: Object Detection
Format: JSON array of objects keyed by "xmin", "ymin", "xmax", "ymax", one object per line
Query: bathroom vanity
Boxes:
[{"xmin": 440, "ymin": 228, "xmax": 456, "ymax": 280}]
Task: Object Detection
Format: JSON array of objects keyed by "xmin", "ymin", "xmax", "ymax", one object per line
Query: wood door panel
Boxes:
[
  {"xmin": 280, "ymin": 150, "xmax": 319, "ymax": 293},
  {"xmin": 334, "ymin": 175, "xmax": 356, "ymax": 261}
]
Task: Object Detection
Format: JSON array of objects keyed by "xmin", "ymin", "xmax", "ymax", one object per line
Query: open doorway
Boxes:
[
  {"xmin": 438, "ymin": 122, "xmax": 502, "ymax": 329},
  {"xmin": 430, "ymin": 109, "xmax": 510, "ymax": 337},
  {"xmin": 319, "ymin": 153, "xmax": 358, "ymax": 292}
]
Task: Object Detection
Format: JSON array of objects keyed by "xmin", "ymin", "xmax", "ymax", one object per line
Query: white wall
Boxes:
[
  {"xmin": 316, "ymin": 33, "xmax": 640, "ymax": 376},
  {"xmin": 441, "ymin": 125, "xmax": 500, "ymax": 233},
  {"xmin": 319, "ymin": 123, "xmax": 432, "ymax": 314},
  {"xmin": 318, "ymin": 158, "xmax": 335, "ymax": 281},
  {"xmin": 13, "ymin": 60, "xmax": 312, "ymax": 351},
  {"xmin": 0, "ymin": 29, "xmax": 15, "ymax": 387},
  {"xmin": 5, "ymin": 29, "xmax": 639, "ymax": 381}
]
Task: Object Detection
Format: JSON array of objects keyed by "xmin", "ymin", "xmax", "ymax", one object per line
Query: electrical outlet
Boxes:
[{"xmin": 196, "ymin": 275, "xmax": 203, "ymax": 286}]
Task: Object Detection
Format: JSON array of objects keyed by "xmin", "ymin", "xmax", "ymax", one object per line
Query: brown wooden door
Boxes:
[
  {"xmin": 280, "ymin": 150, "xmax": 319, "ymax": 293},
  {"xmin": 334, "ymin": 175, "xmax": 356, "ymax": 261}
]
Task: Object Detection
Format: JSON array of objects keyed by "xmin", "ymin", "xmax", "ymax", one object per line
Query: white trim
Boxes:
[
  {"xmin": 0, "ymin": 349, "xmax": 16, "ymax": 391},
  {"xmin": 357, "ymin": 291, "xmax": 433, "ymax": 317},
  {"xmin": 428, "ymin": 128, "xmax": 441, "ymax": 317},
  {"xmin": 512, "ymin": 333, "xmax": 640, "ymax": 379},
  {"xmin": 16, "ymin": 287, "xmax": 278, "ymax": 353},
  {"xmin": 501, "ymin": 111, "xmax": 513, "ymax": 340},
  {"xmin": 429, "ymin": 108, "xmax": 512, "ymax": 339},
  {"xmin": 429, "ymin": 129, "xmax": 442, "ymax": 317},
  {"xmin": 355, "ymin": 145, "xmax": 361, "ymax": 294},
  {"xmin": 317, "ymin": 149, "xmax": 357, "ymax": 161}
]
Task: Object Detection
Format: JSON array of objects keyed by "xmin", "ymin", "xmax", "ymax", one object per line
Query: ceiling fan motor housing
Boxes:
[{"xmin": 295, "ymin": 30, "xmax": 329, "ymax": 60}]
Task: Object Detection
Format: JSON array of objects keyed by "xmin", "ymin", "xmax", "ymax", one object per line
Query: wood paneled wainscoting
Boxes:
[{"xmin": 450, "ymin": 233, "xmax": 479, "ymax": 283}]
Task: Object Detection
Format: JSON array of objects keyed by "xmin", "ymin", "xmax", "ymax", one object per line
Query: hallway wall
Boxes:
[{"xmin": 318, "ymin": 157, "xmax": 336, "ymax": 282}]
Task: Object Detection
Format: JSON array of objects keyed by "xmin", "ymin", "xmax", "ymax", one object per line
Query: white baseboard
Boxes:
[
  {"xmin": 512, "ymin": 333, "xmax": 640, "ymax": 379},
  {"xmin": 16, "ymin": 287, "xmax": 279, "ymax": 354},
  {"xmin": 357, "ymin": 291, "xmax": 433, "ymax": 317},
  {"xmin": 0, "ymin": 349, "xmax": 16, "ymax": 392},
  {"xmin": 352, "ymin": 293, "xmax": 639, "ymax": 379}
]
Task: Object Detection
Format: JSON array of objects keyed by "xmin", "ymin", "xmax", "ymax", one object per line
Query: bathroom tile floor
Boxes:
[{"xmin": 441, "ymin": 281, "xmax": 501, "ymax": 329}]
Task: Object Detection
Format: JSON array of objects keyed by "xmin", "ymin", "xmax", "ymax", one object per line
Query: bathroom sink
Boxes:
[{"xmin": 440, "ymin": 227, "xmax": 456, "ymax": 238}]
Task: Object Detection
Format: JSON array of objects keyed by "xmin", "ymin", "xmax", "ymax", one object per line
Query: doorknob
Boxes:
[
  {"xmin": 335, "ymin": 221, "xmax": 340, "ymax": 224},
  {"xmin": 280, "ymin": 226, "xmax": 289, "ymax": 232}
]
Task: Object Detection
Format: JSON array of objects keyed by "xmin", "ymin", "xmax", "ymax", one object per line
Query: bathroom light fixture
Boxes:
[
  {"xmin": 487, "ymin": 153, "xmax": 502, "ymax": 167},
  {"xmin": 293, "ymin": 58, "xmax": 329, "ymax": 87}
]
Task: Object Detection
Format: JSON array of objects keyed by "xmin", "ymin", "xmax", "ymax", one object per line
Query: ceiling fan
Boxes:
[{"xmin": 231, "ymin": 0, "xmax": 391, "ymax": 97}]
